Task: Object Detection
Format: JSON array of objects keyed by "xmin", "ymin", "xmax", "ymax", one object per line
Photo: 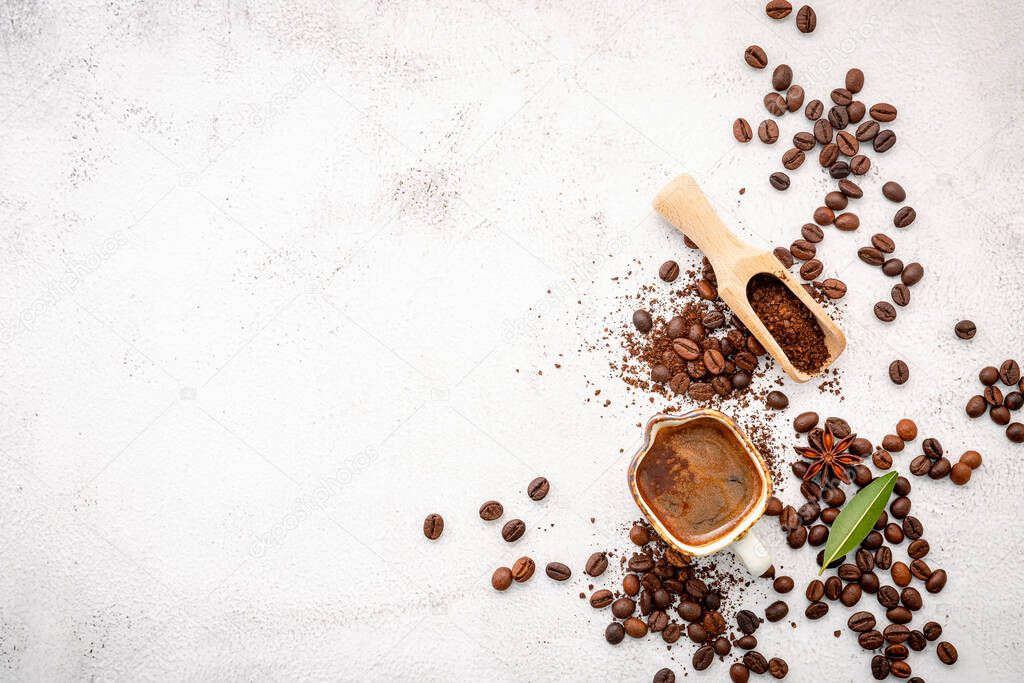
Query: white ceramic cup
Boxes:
[{"xmin": 627, "ymin": 409, "xmax": 773, "ymax": 576}]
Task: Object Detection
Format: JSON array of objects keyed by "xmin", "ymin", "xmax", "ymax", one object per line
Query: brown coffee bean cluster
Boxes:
[
  {"xmin": 966, "ymin": 360, "xmax": 1024, "ymax": 443},
  {"xmin": 906, "ymin": 435, "xmax": 982, "ymax": 486},
  {"xmin": 773, "ymin": 416, "xmax": 958, "ymax": 679},
  {"xmin": 764, "ymin": 1, "xmax": 817, "ymax": 34}
]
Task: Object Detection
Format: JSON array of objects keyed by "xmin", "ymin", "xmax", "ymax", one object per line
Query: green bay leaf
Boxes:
[{"xmin": 819, "ymin": 471, "xmax": 898, "ymax": 575}]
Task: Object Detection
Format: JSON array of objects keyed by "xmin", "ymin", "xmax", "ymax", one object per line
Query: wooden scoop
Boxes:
[{"xmin": 653, "ymin": 174, "xmax": 845, "ymax": 383}]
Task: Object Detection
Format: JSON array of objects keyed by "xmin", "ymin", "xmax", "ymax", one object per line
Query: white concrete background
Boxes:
[{"xmin": 1, "ymin": 1, "xmax": 1022, "ymax": 681}]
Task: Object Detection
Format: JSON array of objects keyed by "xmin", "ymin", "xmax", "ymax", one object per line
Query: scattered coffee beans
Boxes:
[{"xmin": 423, "ymin": 513, "xmax": 444, "ymax": 540}]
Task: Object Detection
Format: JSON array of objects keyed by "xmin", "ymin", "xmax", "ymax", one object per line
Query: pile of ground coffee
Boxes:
[{"xmin": 746, "ymin": 274, "xmax": 828, "ymax": 375}]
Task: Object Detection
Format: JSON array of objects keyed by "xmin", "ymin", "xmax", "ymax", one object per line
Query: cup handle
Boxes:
[{"xmin": 729, "ymin": 530, "xmax": 772, "ymax": 577}]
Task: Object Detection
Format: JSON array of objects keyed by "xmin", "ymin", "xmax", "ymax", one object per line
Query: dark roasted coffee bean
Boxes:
[
  {"xmin": 928, "ymin": 457, "xmax": 951, "ymax": 479},
  {"xmin": 850, "ymin": 154, "xmax": 870, "ymax": 175},
  {"xmin": 890, "ymin": 496, "xmax": 911, "ymax": 518},
  {"xmin": 886, "ymin": 643, "xmax": 910, "ymax": 661},
  {"xmin": 870, "ymin": 233, "xmax": 895, "ymax": 253},
  {"xmin": 882, "ymin": 258, "xmax": 904, "ymax": 276},
  {"xmin": 512, "ymin": 556, "xmax": 535, "ymax": 582},
  {"xmin": 1006, "ymin": 391, "xmax": 1023, "ymax": 410},
  {"xmin": 773, "ymin": 575, "xmax": 794, "ymax": 593},
  {"xmin": 605, "ymin": 621, "xmax": 625, "ymax": 644},
  {"xmin": 590, "ymin": 588, "xmax": 613, "ymax": 608},
  {"xmin": 909, "ymin": 455, "xmax": 930, "ymax": 476},
  {"xmin": 693, "ymin": 645, "xmax": 714, "ymax": 670},
  {"xmin": 838, "ymin": 563, "xmax": 862, "ymax": 581},
  {"xmin": 1001, "ymin": 359, "xmax": 1022, "ymax": 385},
  {"xmin": 829, "ymin": 161, "xmax": 851, "ymax": 178},
  {"xmin": 870, "ymin": 655, "xmax": 889, "ymax": 680},
  {"xmin": 769, "ymin": 171, "xmax": 790, "ymax": 190},
  {"xmin": 825, "ymin": 191, "xmax": 847, "ymax": 210},
  {"xmin": 887, "ymin": 606, "xmax": 912, "ymax": 624},
  {"xmin": 892, "ymin": 282, "xmax": 910, "ymax": 304},
  {"xmin": 894, "ymin": 476, "xmax": 912, "ymax": 496},
  {"xmin": 910, "ymin": 559, "xmax": 931, "ymax": 581},
  {"xmin": 744, "ymin": 651, "xmax": 769, "ymax": 675},
  {"xmin": 954, "ymin": 319, "xmax": 976, "ymax": 339},
  {"xmin": 764, "ymin": 600, "xmax": 788, "ymax": 622},
  {"xmin": 423, "ymin": 513, "xmax": 444, "ymax": 539},
  {"xmin": 806, "ymin": 601, "xmax": 829, "ymax": 619},
  {"xmin": 860, "ymin": 630, "xmax": 884, "ymax": 649},
  {"xmin": 730, "ymin": 663, "xmax": 751, "ymax": 683},
  {"xmin": 772, "ymin": 64, "xmax": 793, "ymax": 91},
  {"xmin": 873, "ymin": 129, "xmax": 896, "ymax": 152},
  {"xmin": 633, "ymin": 309, "xmax": 653, "ymax": 333},
  {"xmin": 787, "ymin": 525, "xmax": 807, "ymax": 548},
  {"xmin": 860, "ymin": 571, "xmax": 880, "ymax": 594},
  {"xmin": 980, "ymin": 366, "xmax": 1000, "ymax": 385},
  {"xmin": 799, "ymin": 259, "xmax": 823, "ymax": 280},
  {"xmin": 623, "ymin": 574, "xmax": 641, "ymax": 595},
  {"xmin": 901, "ymin": 586, "xmax": 922, "ymax": 610},
  {"xmin": 795, "ymin": 4, "xmax": 816, "ymax": 31},
  {"xmin": 767, "ymin": 658, "xmax": 788, "ymax": 680},
  {"xmin": 813, "ymin": 206, "xmax": 835, "ymax": 225},
  {"xmin": 782, "ymin": 148, "xmax": 805, "ymax": 170},
  {"xmin": 735, "ymin": 634, "xmax": 757, "ymax": 650},
  {"xmin": 923, "ymin": 621, "xmax": 942, "ymax": 641},
  {"xmin": 877, "ymin": 585, "xmax": 900, "ymax": 609},
  {"xmin": 824, "ymin": 576, "xmax": 842, "ymax": 600},
  {"xmin": 766, "ymin": 390, "xmax": 789, "ymax": 409},
  {"xmin": 479, "ymin": 500, "xmax": 504, "ymax": 521},
  {"xmin": 889, "ymin": 360, "xmax": 909, "ymax": 385},
  {"xmin": 733, "ymin": 118, "xmax": 753, "ymax": 142},
  {"xmin": 828, "ymin": 105, "xmax": 849, "ymax": 129},
  {"xmin": 586, "ymin": 551, "xmax": 608, "ymax": 576},
  {"xmin": 825, "ymin": 416, "xmax": 850, "ymax": 438},
  {"xmin": 805, "ymin": 98, "xmax": 824, "ymax": 120},
  {"xmin": 848, "ymin": 611, "xmax": 876, "ymax": 633},
  {"xmin": 712, "ymin": 635, "xmax": 729, "ymax": 654},
  {"xmin": 859, "ymin": 247, "xmax": 884, "ymax": 266},
  {"xmin": 844, "ymin": 67, "xmax": 865, "ymax": 92},
  {"xmin": 884, "ymin": 624, "xmax": 910, "ymax": 644},
  {"xmin": 677, "ymin": 600, "xmax": 701, "ymax": 622},
  {"xmin": 812, "ymin": 118, "xmax": 833, "ymax": 145},
  {"xmin": 648, "ymin": 610, "xmax": 669, "ymax": 632},
  {"xmin": 937, "ymin": 641, "xmax": 958, "ymax": 665},
  {"xmin": 1009, "ymin": 422, "xmax": 1024, "ymax": 442},
  {"xmin": 658, "ymin": 260, "xmax": 680, "ymax": 283},
  {"xmin": 840, "ymin": 583, "xmax": 862, "ymax": 607},
  {"xmin": 893, "ymin": 206, "xmax": 916, "ymax": 228},
  {"xmin": 891, "ymin": 562, "xmax": 911, "ymax": 586},
  {"xmin": 871, "ymin": 103, "xmax": 898, "ymax": 122},
  {"xmin": 902, "ymin": 516, "xmax": 923, "ymax": 540},
  {"xmin": 758, "ymin": 119, "xmax": 780, "ymax": 144},
  {"xmin": 839, "ymin": 178, "xmax": 862, "ymax": 197},
  {"xmin": 786, "ymin": 85, "xmax": 804, "ymax": 112},
  {"xmin": 765, "ymin": 92, "xmax": 786, "ymax": 116},
  {"xmin": 687, "ymin": 622, "xmax": 707, "ymax": 643},
  {"xmin": 802, "ymin": 222, "xmax": 825, "ymax": 242},
  {"xmin": 831, "ymin": 88, "xmax": 852, "ymax": 106},
  {"xmin": 492, "ymin": 566, "xmax": 512, "ymax": 590},
  {"xmin": 874, "ymin": 301, "xmax": 897, "ymax": 322},
  {"xmin": 965, "ymin": 394, "xmax": 987, "ymax": 417},
  {"xmin": 528, "ymin": 476, "xmax": 550, "ymax": 500},
  {"xmin": 736, "ymin": 609, "xmax": 760, "ymax": 634},
  {"xmin": 856, "ymin": 120, "xmax": 880, "ymax": 141},
  {"xmin": 744, "ymin": 45, "xmax": 768, "ymax": 68},
  {"xmin": 855, "ymin": 550, "xmax": 876, "ymax": 576},
  {"xmin": 875, "ymin": 546, "xmax": 892, "ymax": 570},
  {"xmin": 651, "ymin": 364, "xmax": 671, "ymax": 383},
  {"xmin": 546, "ymin": 562, "xmax": 571, "ymax": 581},
  {"xmin": 793, "ymin": 411, "xmax": 819, "ymax": 432},
  {"xmin": 793, "ymin": 131, "xmax": 815, "ymax": 151},
  {"xmin": 922, "ymin": 437, "xmax": 943, "ymax": 459},
  {"xmin": 926, "ymin": 569, "xmax": 947, "ymax": 593},
  {"xmin": 836, "ymin": 130, "xmax": 858, "ymax": 155},
  {"xmin": 805, "ymin": 579, "xmax": 825, "ymax": 602},
  {"xmin": 907, "ymin": 630, "xmax": 926, "ymax": 651},
  {"xmin": 881, "ymin": 180, "xmax": 906, "ymax": 202}
]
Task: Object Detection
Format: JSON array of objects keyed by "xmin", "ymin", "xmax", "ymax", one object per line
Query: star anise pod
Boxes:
[{"xmin": 794, "ymin": 426, "xmax": 861, "ymax": 484}]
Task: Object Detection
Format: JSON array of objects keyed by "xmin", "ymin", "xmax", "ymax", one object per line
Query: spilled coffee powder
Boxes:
[{"xmin": 746, "ymin": 274, "xmax": 828, "ymax": 374}]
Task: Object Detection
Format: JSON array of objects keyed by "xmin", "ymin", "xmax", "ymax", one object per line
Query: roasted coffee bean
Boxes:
[
  {"xmin": 652, "ymin": 668, "xmax": 675, "ymax": 683},
  {"xmin": 735, "ymin": 634, "xmax": 758, "ymax": 650},
  {"xmin": 870, "ymin": 103, "xmax": 897, "ymax": 122},
  {"xmin": 884, "ymin": 624, "xmax": 910, "ymax": 644},
  {"xmin": 589, "ymin": 588, "xmax": 613, "ymax": 608},
  {"xmin": 604, "ymin": 621, "xmax": 625, "ymax": 644},
  {"xmin": 834, "ymin": 212, "xmax": 859, "ymax": 230},
  {"xmin": 766, "ymin": 390, "xmax": 789, "ymax": 410},
  {"xmin": 928, "ymin": 457, "xmax": 951, "ymax": 479},
  {"xmin": 805, "ymin": 98, "xmax": 823, "ymax": 120},
  {"xmin": 850, "ymin": 154, "xmax": 870, "ymax": 175},
  {"xmin": 954, "ymin": 319, "xmax": 977, "ymax": 339},
  {"xmin": 730, "ymin": 663, "xmax": 751, "ymax": 683},
  {"xmin": 923, "ymin": 621, "xmax": 942, "ymax": 641},
  {"xmin": 651, "ymin": 364, "xmax": 671, "ymax": 383},
  {"xmin": 926, "ymin": 569, "xmax": 947, "ymax": 593},
  {"xmin": 894, "ymin": 476, "xmax": 911, "ymax": 496},
  {"xmin": 669, "ymin": 373, "xmax": 690, "ymax": 395},
  {"xmin": 890, "ymin": 561, "xmax": 911, "ymax": 587},
  {"xmin": 687, "ymin": 622, "xmax": 707, "ymax": 643},
  {"xmin": 859, "ymin": 247, "xmax": 885, "ymax": 266},
  {"xmin": 1001, "ymin": 359, "xmax": 1022, "ymax": 385},
  {"xmin": 623, "ymin": 574, "xmax": 641, "ymax": 596},
  {"xmin": 528, "ymin": 476, "xmax": 550, "ymax": 500},
  {"xmin": 758, "ymin": 119, "xmax": 780, "ymax": 143},
  {"xmin": 703, "ymin": 349, "xmax": 726, "ymax": 375},
  {"xmin": 772, "ymin": 64, "xmax": 793, "ymax": 91},
  {"xmin": 860, "ymin": 630, "xmax": 884, "ymax": 649},
  {"xmin": 829, "ymin": 161, "xmax": 851, "ymax": 178},
  {"xmin": 586, "ymin": 551, "xmax": 608, "ymax": 576},
  {"xmin": 795, "ymin": 4, "xmax": 816, "ymax": 31},
  {"xmin": 810, "ymin": 120, "xmax": 833, "ymax": 147},
  {"xmin": 546, "ymin": 562, "xmax": 571, "ymax": 581},
  {"xmin": 840, "ymin": 583, "xmax": 862, "ymax": 607},
  {"xmin": 624, "ymin": 616, "xmax": 647, "ymax": 638},
  {"xmin": 960, "ymin": 450, "xmax": 983, "ymax": 469},
  {"xmin": 658, "ymin": 260, "xmax": 680, "ymax": 283},
  {"xmin": 836, "ymin": 130, "xmax": 859, "ymax": 155},
  {"xmin": 890, "ymin": 496, "xmax": 911, "ymax": 518},
  {"xmin": 629, "ymin": 524, "xmax": 650, "ymax": 546},
  {"xmin": 824, "ymin": 190, "xmax": 847, "ymax": 210},
  {"xmin": 862, "ymin": 531, "xmax": 883, "ymax": 550},
  {"xmin": 782, "ymin": 148, "xmax": 805, "ymax": 170},
  {"xmin": 838, "ymin": 563, "xmax": 862, "ymax": 581},
  {"xmin": 1007, "ymin": 422, "xmax": 1024, "ymax": 442},
  {"xmin": 823, "ymin": 576, "xmax": 842, "ymax": 600},
  {"xmin": 830, "ymin": 88, "xmax": 852, "ymax": 106},
  {"xmin": 648, "ymin": 610, "xmax": 669, "ymax": 632},
  {"xmin": 805, "ymin": 601, "xmax": 829, "ymax": 619},
  {"xmin": 799, "ymin": 504, "xmax": 820, "ymax": 526},
  {"xmin": 901, "ymin": 586, "xmax": 922, "ymax": 610},
  {"xmin": 979, "ymin": 365, "xmax": 1001, "ymax": 385},
  {"xmin": 693, "ymin": 645, "xmax": 714, "ymax": 671},
  {"xmin": 744, "ymin": 651, "xmax": 769, "ymax": 675},
  {"xmin": 860, "ymin": 571, "xmax": 880, "ymax": 594},
  {"xmin": 804, "ymin": 579, "xmax": 825, "ymax": 602},
  {"xmin": 773, "ymin": 576, "xmax": 794, "ymax": 593},
  {"xmin": 887, "ymin": 606, "xmax": 912, "ymax": 625},
  {"xmin": 479, "ymin": 500, "xmax": 504, "ymax": 521},
  {"xmin": 838, "ymin": 178, "xmax": 863, "ymax": 197},
  {"xmin": 744, "ymin": 45, "xmax": 768, "ymax": 68},
  {"xmin": 1007, "ymin": 391, "xmax": 1024, "ymax": 409},
  {"xmin": 653, "ymin": 588, "xmax": 672, "ymax": 609},
  {"xmin": 786, "ymin": 85, "xmax": 805, "ymax": 112},
  {"xmin": 813, "ymin": 206, "xmax": 835, "ymax": 225},
  {"xmin": 766, "ymin": 658, "xmax": 788, "ymax": 680},
  {"xmin": 764, "ymin": 600, "xmax": 788, "ymax": 622},
  {"xmin": 882, "ymin": 258, "xmax": 904, "ymax": 276},
  {"xmin": 908, "ymin": 539, "xmax": 930, "ymax": 559},
  {"xmin": 793, "ymin": 131, "xmax": 816, "ymax": 151},
  {"xmin": 828, "ymin": 105, "xmax": 849, "ymax": 130},
  {"xmin": 799, "ymin": 259, "xmax": 823, "ymax": 280},
  {"xmin": 922, "ymin": 437, "xmax": 943, "ymax": 459},
  {"xmin": 910, "ymin": 559, "xmax": 932, "ymax": 581},
  {"xmin": 677, "ymin": 600, "xmax": 701, "ymax": 622},
  {"xmin": 821, "ymin": 278, "xmax": 847, "ymax": 299},
  {"xmin": 735, "ymin": 609, "xmax": 760, "ymax": 635},
  {"xmin": 819, "ymin": 142, "xmax": 839, "ymax": 166},
  {"xmin": 794, "ymin": 411, "xmax": 819, "ymax": 432},
  {"xmin": 492, "ymin": 566, "xmax": 513, "ymax": 591},
  {"xmin": 423, "ymin": 513, "xmax": 444, "ymax": 539},
  {"xmin": 769, "ymin": 171, "xmax": 790, "ymax": 190},
  {"xmin": 870, "ymin": 655, "xmax": 890, "ymax": 680},
  {"xmin": 889, "ymin": 361, "xmax": 910, "ymax": 385},
  {"xmin": 733, "ymin": 118, "xmax": 753, "ymax": 142},
  {"xmin": 802, "ymin": 222, "xmax": 825, "ymax": 242},
  {"xmin": 893, "ymin": 206, "xmax": 916, "ymax": 228},
  {"xmin": 902, "ymin": 516, "xmax": 923, "ymax": 540},
  {"xmin": 874, "ymin": 301, "xmax": 897, "ymax": 322},
  {"xmin": 937, "ymin": 641, "xmax": 958, "ymax": 665},
  {"xmin": 848, "ymin": 611, "xmax": 876, "ymax": 633},
  {"xmin": 895, "ymin": 418, "xmax": 917, "ymax": 440},
  {"xmin": 512, "ymin": 556, "xmax": 535, "ymax": 582},
  {"xmin": 873, "ymin": 129, "xmax": 896, "ymax": 152},
  {"xmin": 875, "ymin": 547, "xmax": 893, "ymax": 570},
  {"xmin": 886, "ymin": 643, "xmax": 910, "ymax": 661},
  {"xmin": 856, "ymin": 120, "xmax": 880, "ymax": 141},
  {"xmin": 663, "ymin": 624, "xmax": 686, "ymax": 645},
  {"xmin": 787, "ymin": 525, "xmax": 808, "ymax": 548},
  {"xmin": 672, "ymin": 337, "xmax": 701, "ymax": 361},
  {"xmin": 842, "ymin": 67, "xmax": 864, "ymax": 92}
]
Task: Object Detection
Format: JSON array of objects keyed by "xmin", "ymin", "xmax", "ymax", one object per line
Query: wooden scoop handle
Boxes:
[{"xmin": 652, "ymin": 174, "xmax": 754, "ymax": 263}]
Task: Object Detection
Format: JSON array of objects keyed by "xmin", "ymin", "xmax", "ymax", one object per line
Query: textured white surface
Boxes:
[{"xmin": 2, "ymin": 1, "xmax": 1023, "ymax": 681}]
